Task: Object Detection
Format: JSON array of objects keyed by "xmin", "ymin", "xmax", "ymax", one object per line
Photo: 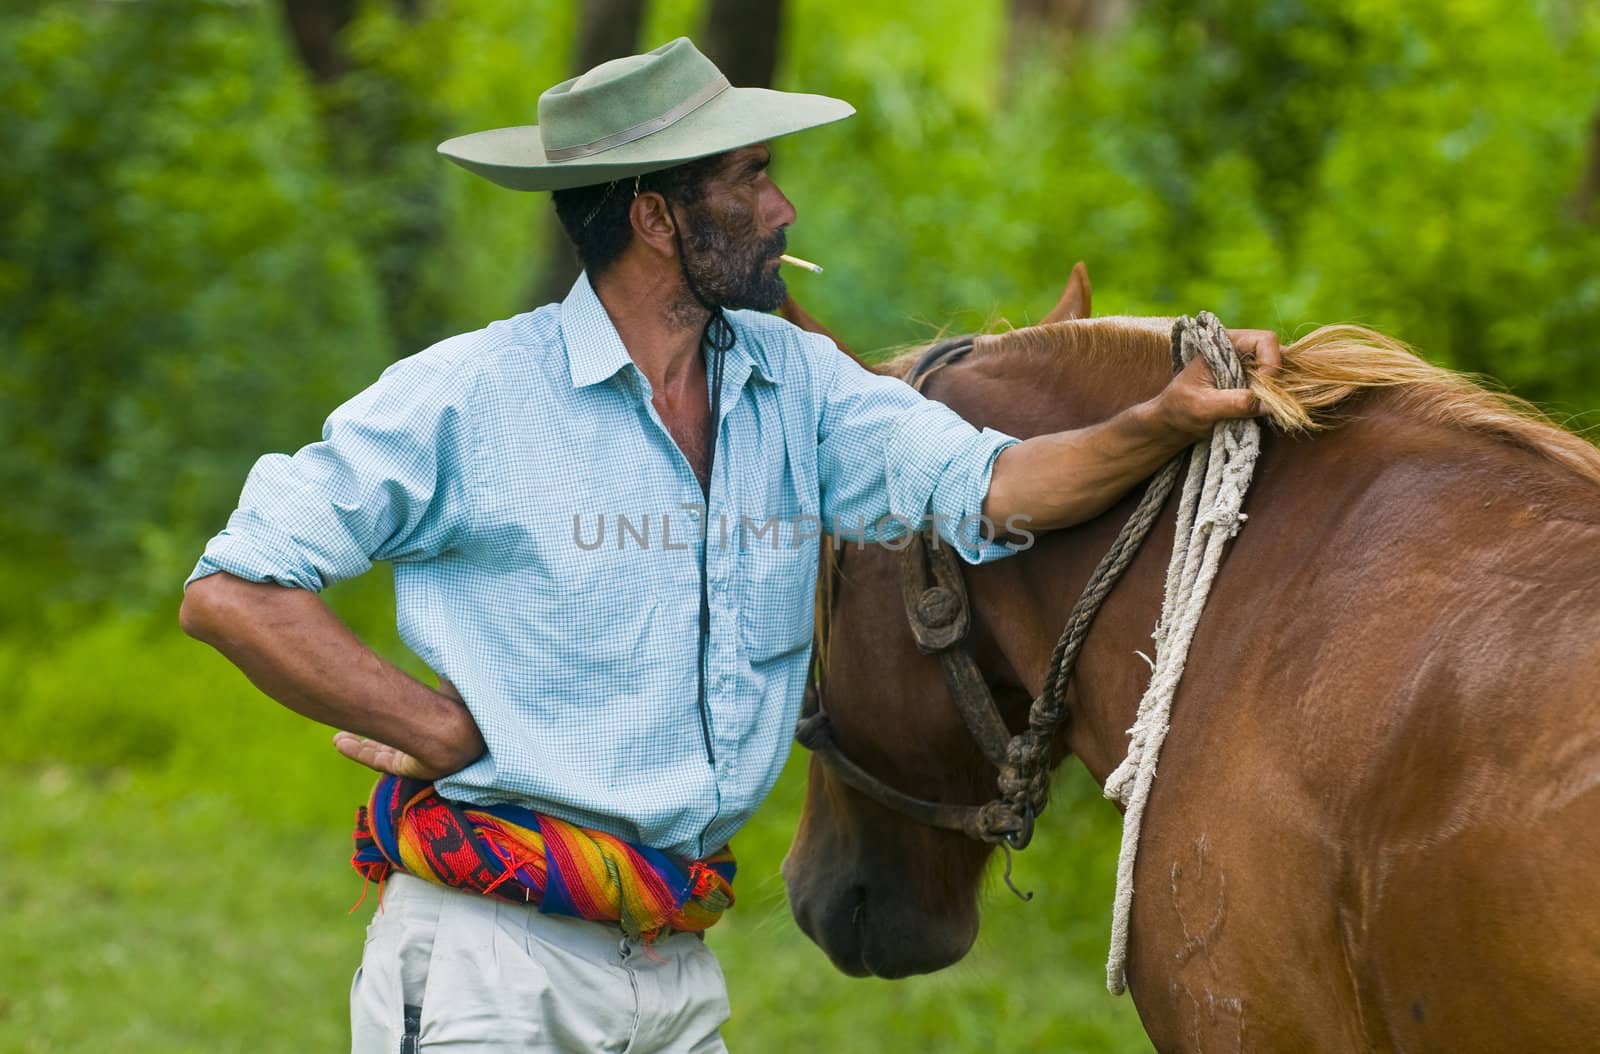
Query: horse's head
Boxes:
[
  {"xmin": 782, "ymin": 533, "xmax": 1011, "ymax": 977},
  {"xmin": 781, "ymin": 264, "xmax": 1144, "ymax": 978}
]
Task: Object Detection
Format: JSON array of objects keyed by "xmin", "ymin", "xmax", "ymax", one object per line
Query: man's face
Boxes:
[{"xmin": 677, "ymin": 145, "xmax": 797, "ymax": 312}]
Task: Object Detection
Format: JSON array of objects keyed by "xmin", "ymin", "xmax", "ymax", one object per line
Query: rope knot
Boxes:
[{"xmin": 995, "ymin": 766, "xmax": 1028, "ymax": 798}]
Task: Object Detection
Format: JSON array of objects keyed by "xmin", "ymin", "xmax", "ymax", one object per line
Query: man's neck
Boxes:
[{"xmin": 592, "ymin": 258, "xmax": 710, "ymax": 398}]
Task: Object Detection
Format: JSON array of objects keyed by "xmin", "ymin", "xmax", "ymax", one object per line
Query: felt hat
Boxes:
[{"xmin": 437, "ymin": 37, "xmax": 855, "ymax": 192}]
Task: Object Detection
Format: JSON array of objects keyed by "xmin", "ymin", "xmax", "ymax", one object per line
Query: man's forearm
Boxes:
[
  {"xmin": 179, "ymin": 573, "xmax": 483, "ymax": 774},
  {"xmin": 982, "ymin": 398, "xmax": 1192, "ymax": 532}
]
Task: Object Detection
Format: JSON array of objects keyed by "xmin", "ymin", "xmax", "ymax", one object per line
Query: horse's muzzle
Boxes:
[{"xmin": 783, "ymin": 860, "xmax": 977, "ymax": 979}]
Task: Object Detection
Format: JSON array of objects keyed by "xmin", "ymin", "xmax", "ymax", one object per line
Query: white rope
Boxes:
[{"xmin": 1103, "ymin": 312, "xmax": 1261, "ymax": 995}]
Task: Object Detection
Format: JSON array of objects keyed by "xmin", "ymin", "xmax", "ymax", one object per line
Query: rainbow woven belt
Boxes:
[{"xmin": 351, "ymin": 775, "xmax": 736, "ymax": 941}]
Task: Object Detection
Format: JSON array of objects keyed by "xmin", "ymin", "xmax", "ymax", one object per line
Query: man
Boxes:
[{"xmin": 179, "ymin": 37, "xmax": 1276, "ymax": 1053}]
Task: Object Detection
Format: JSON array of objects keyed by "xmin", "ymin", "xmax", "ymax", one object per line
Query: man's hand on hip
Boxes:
[
  {"xmin": 332, "ymin": 675, "xmax": 482, "ymax": 781},
  {"xmin": 333, "ymin": 732, "xmax": 453, "ymax": 781},
  {"xmin": 179, "ymin": 574, "xmax": 486, "ymax": 780}
]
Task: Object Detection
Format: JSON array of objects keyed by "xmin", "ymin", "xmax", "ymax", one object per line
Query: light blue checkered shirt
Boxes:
[{"xmin": 188, "ymin": 274, "xmax": 1019, "ymax": 860}]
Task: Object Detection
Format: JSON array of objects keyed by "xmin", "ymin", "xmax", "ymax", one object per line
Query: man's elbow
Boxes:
[
  {"xmin": 179, "ymin": 572, "xmax": 256, "ymax": 644},
  {"xmin": 179, "ymin": 575, "xmax": 222, "ymax": 642}
]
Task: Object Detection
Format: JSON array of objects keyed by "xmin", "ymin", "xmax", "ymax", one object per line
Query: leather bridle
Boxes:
[
  {"xmin": 794, "ymin": 333, "xmax": 1184, "ymax": 854},
  {"xmin": 796, "ymin": 521, "xmax": 1037, "ymax": 844}
]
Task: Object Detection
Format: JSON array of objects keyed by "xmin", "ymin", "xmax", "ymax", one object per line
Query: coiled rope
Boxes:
[{"xmin": 1103, "ymin": 312, "xmax": 1261, "ymax": 995}]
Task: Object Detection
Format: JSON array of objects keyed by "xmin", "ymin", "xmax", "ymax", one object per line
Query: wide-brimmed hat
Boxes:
[{"xmin": 437, "ymin": 37, "xmax": 855, "ymax": 192}]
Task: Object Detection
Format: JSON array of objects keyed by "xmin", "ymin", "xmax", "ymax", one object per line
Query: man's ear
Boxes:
[
  {"xmin": 630, "ymin": 191, "xmax": 679, "ymax": 260},
  {"xmin": 1042, "ymin": 260, "xmax": 1092, "ymax": 323}
]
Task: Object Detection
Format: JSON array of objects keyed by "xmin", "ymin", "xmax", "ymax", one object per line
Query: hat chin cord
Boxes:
[{"xmin": 663, "ymin": 197, "xmax": 737, "ymax": 357}]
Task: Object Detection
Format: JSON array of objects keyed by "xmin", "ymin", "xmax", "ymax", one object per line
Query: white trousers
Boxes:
[{"xmin": 350, "ymin": 873, "xmax": 731, "ymax": 1053}]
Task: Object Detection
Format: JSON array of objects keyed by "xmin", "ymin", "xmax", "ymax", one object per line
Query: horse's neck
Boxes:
[
  {"xmin": 930, "ymin": 337, "xmax": 1180, "ymax": 788},
  {"xmin": 932, "ymin": 329, "xmax": 1174, "ymax": 445},
  {"xmin": 970, "ymin": 477, "xmax": 1179, "ymax": 788}
]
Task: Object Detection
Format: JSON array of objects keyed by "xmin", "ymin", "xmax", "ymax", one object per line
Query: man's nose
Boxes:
[{"xmin": 766, "ymin": 182, "xmax": 798, "ymax": 229}]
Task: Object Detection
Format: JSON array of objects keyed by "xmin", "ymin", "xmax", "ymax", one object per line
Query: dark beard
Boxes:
[{"xmin": 678, "ymin": 200, "xmax": 788, "ymax": 312}]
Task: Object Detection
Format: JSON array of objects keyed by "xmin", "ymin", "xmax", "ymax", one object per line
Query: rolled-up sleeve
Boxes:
[
  {"xmin": 185, "ymin": 354, "xmax": 479, "ymax": 592},
  {"xmin": 811, "ymin": 335, "xmax": 1020, "ymax": 565}
]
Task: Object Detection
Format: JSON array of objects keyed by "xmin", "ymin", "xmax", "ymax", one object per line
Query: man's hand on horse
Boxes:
[
  {"xmin": 332, "ymin": 675, "xmax": 484, "ymax": 782},
  {"xmin": 1157, "ymin": 327, "xmax": 1282, "ymax": 438}
]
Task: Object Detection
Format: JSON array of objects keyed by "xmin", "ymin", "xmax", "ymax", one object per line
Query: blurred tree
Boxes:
[
  {"xmin": 577, "ymin": 0, "xmax": 650, "ymax": 71},
  {"xmin": 277, "ymin": 0, "xmax": 511, "ymax": 360},
  {"xmin": 1003, "ymin": 0, "xmax": 1133, "ymax": 102},
  {"xmin": 1007, "ymin": 0, "xmax": 1134, "ymax": 52},
  {"xmin": 701, "ymin": 0, "xmax": 785, "ymax": 90},
  {"xmin": 1573, "ymin": 107, "xmax": 1600, "ymax": 222},
  {"xmin": 278, "ymin": 0, "xmax": 359, "ymax": 82},
  {"xmin": 1002, "ymin": 0, "xmax": 1133, "ymax": 103},
  {"xmin": 277, "ymin": 0, "xmax": 427, "ymax": 83},
  {"xmin": 294, "ymin": 0, "xmax": 463, "ymax": 360},
  {"xmin": 315, "ymin": 0, "xmax": 568, "ymax": 351},
  {"xmin": 0, "ymin": 1, "xmax": 390, "ymax": 607},
  {"xmin": 533, "ymin": 0, "xmax": 649, "ymax": 304}
]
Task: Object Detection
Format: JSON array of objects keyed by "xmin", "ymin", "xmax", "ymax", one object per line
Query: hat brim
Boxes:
[{"xmin": 437, "ymin": 87, "xmax": 855, "ymax": 192}]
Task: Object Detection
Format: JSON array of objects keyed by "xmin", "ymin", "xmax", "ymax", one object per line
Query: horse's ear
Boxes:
[{"xmin": 1042, "ymin": 261, "xmax": 1092, "ymax": 323}]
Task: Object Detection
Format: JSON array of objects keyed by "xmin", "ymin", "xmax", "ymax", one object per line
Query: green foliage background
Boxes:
[{"xmin": 2, "ymin": 0, "xmax": 1596, "ymax": 1050}]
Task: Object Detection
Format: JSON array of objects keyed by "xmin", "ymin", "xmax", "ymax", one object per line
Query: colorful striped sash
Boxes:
[{"xmin": 351, "ymin": 775, "xmax": 735, "ymax": 941}]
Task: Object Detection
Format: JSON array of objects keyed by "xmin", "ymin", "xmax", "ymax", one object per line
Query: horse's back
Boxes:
[
  {"xmin": 1339, "ymin": 509, "xmax": 1600, "ymax": 1052},
  {"xmin": 1140, "ymin": 407, "xmax": 1600, "ymax": 1051}
]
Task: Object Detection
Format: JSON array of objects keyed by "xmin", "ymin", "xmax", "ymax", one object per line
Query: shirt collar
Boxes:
[
  {"xmin": 735, "ymin": 328, "xmax": 781, "ymax": 386},
  {"xmin": 560, "ymin": 271, "xmax": 783, "ymax": 390},
  {"xmin": 561, "ymin": 272, "xmax": 634, "ymax": 389}
]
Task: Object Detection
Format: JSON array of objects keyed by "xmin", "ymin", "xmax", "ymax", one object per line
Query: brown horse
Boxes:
[{"xmin": 781, "ymin": 271, "xmax": 1600, "ymax": 1052}]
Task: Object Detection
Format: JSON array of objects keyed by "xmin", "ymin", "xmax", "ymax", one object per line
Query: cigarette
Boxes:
[{"xmin": 779, "ymin": 254, "xmax": 824, "ymax": 274}]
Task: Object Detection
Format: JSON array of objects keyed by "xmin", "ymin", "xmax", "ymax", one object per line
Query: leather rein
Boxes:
[{"xmin": 794, "ymin": 334, "xmax": 1185, "ymax": 853}]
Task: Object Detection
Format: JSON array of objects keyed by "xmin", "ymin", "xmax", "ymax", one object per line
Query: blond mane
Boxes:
[
  {"xmin": 927, "ymin": 319, "xmax": 1600, "ymax": 489},
  {"xmin": 1256, "ymin": 325, "xmax": 1600, "ymax": 488}
]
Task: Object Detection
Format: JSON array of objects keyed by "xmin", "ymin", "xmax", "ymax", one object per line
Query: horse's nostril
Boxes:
[{"xmin": 848, "ymin": 885, "xmax": 866, "ymax": 928}]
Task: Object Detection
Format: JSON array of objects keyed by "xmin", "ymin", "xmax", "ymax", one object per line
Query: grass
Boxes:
[
  {"xmin": 0, "ymin": 570, "xmax": 1153, "ymax": 1053},
  {"xmin": 1, "ymin": 765, "xmax": 357, "ymax": 1053}
]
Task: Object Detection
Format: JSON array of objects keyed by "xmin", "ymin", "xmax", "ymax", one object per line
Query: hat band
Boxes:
[{"xmin": 544, "ymin": 76, "xmax": 732, "ymax": 163}]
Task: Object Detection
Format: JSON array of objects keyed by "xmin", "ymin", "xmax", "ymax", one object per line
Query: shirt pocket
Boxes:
[
  {"xmin": 484, "ymin": 502, "xmax": 686, "ymax": 603},
  {"xmin": 736, "ymin": 518, "xmax": 819, "ymax": 666}
]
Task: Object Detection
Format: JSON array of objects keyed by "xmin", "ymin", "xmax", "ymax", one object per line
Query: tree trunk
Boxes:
[
  {"xmin": 700, "ymin": 0, "xmax": 785, "ymax": 89},
  {"xmin": 1009, "ymin": 0, "xmax": 1131, "ymax": 37},
  {"xmin": 533, "ymin": 0, "xmax": 649, "ymax": 306},
  {"xmin": 575, "ymin": 0, "xmax": 649, "ymax": 74},
  {"xmin": 278, "ymin": 0, "xmax": 360, "ymax": 83},
  {"xmin": 1004, "ymin": 0, "xmax": 1133, "ymax": 87},
  {"xmin": 1572, "ymin": 107, "xmax": 1600, "ymax": 223}
]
